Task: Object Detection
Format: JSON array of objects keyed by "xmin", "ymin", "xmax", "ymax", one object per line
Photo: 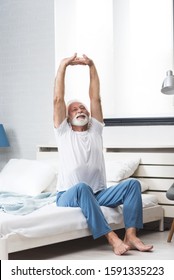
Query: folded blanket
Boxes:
[{"xmin": 0, "ymin": 191, "xmax": 56, "ymax": 215}]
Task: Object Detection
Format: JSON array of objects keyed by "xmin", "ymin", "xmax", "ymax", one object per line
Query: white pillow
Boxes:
[
  {"xmin": 105, "ymin": 157, "xmax": 140, "ymax": 182},
  {"xmin": 0, "ymin": 159, "xmax": 57, "ymax": 196},
  {"xmin": 37, "ymin": 159, "xmax": 59, "ymax": 192},
  {"xmin": 44, "ymin": 175, "xmax": 58, "ymax": 192},
  {"xmin": 37, "ymin": 158, "xmax": 59, "ymax": 173},
  {"xmin": 136, "ymin": 178, "xmax": 149, "ymax": 192}
]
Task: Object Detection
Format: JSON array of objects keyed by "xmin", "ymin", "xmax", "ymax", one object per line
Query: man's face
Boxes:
[{"xmin": 68, "ymin": 102, "xmax": 90, "ymax": 127}]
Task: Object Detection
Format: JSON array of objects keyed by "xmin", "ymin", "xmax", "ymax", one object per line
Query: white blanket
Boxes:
[{"xmin": 0, "ymin": 191, "xmax": 56, "ymax": 215}]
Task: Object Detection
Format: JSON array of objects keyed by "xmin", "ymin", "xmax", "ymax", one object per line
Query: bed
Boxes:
[{"xmin": 0, "ymin": 146, "xmax": 165, "ymax": 260}]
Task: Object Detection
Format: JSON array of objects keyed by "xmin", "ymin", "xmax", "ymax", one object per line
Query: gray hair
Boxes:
[{"xmin": 66, "ymin": 99, "xmax": 89, "ymax": 116}]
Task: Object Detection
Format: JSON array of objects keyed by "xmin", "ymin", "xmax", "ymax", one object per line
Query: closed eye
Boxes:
[
  {"xmin": 79, "ymin": 105, "xmax": 86, "ymax": 110},
  {"xmin": 72, "ymin": 107, "xmax": 78, "ymax": 112}
]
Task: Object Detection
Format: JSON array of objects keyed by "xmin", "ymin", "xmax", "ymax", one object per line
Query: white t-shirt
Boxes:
[{"xmin": 54, "ymin": 117, "xmax": 107, "ymax": 193}]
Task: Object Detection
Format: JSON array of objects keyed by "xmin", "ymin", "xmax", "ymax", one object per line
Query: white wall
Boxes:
[{"xmin": 0, "ymin": 0, "xmax": 55, "ymax": 169}]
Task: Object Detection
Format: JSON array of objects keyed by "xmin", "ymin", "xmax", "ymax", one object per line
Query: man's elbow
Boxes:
[{"xmin": 53, "ymin": 96, "xmax": 64, "ymax": 106}]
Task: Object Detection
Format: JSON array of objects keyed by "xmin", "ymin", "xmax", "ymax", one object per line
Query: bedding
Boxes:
[
  {"xmin": 0, "ymin": 156, "xmax": 146, "ymax": 196},
  {"xmin": 0, "ymin": 177, "xmax": 148, "ymax": 216},
  {"xmin": 0, "ymin": 191, "xmax": 56, "ymax": 215},
  {"xmin": 0, "ymin": 193, "xmax": 158, "ymax": 239},
  {"xmin": 0, "ymin": 159, "xmax": 57, "ymax": 195},
  {"xmin": 0, "ymin": 155, "xmax": 148, "ymax": 215},
  {"xmin": 0, "ymin": 151, "xmax": 164, "ymax": 259},
  {"xmin": 0, "ymin": 156, "xmax": 154, "ymax": 238},
  {"xmin": 105, "ymin": 157, "xmax": 140, "ymax": 182}
]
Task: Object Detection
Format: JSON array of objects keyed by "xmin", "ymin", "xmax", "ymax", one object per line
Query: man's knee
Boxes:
[
  {"xmin": 76, "ymin": 182, "xmax": 92, "ymax": 194},
  {"xmin": 127, "ymin": 178, "xmax": 141, "ymax": 192}
]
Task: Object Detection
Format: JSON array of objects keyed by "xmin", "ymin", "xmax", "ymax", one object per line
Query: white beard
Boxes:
[{"xmin": 71, "ymin": 113, "xmax": 89, "ymax": 127}]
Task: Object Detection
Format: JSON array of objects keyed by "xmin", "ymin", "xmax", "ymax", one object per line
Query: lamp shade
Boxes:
[
  {"xmin": 161, "ymin": 70, "xmax": 174, "ymax": 95},
  {"xmin": 0, "ymin": 124, "xmax": 10, "ymax": 147}
]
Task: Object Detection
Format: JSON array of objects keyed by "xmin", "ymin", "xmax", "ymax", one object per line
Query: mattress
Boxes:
[{"xmin": 0, "ymin": 194, "xmax": 158, "ymax": 239}]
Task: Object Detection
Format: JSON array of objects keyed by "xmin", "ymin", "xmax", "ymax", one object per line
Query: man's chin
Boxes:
[{"xmin": 71, "ymin": 118, "xmax": 89, "ymax": 127}]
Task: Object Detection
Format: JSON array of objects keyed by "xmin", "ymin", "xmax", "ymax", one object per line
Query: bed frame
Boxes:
[{"xmin": 1, "ymin": 145, "xmax": 173, "ymax": 260}]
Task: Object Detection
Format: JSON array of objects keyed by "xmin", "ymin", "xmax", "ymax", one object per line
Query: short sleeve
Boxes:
[
  {"xmin": 89, "ymin": 118, "xmax": 105, "ymax": 135},
  {"xmin": 54, "ymin": 118, "xmax": 69, "ymax": 143}
]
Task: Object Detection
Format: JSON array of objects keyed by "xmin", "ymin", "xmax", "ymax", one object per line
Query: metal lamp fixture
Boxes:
[
  {"xmin": 161, "ymin": 70, "xmax": 174, "ymax": 95},
  {"xmin": 0, "ymin": 124, "xmax": 10, "ymax": 147}
]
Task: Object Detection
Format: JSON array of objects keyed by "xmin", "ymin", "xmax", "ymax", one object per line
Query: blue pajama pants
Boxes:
[{"xmin": 56, "ymin": 178, "xmax": 143, "ymax": 239}]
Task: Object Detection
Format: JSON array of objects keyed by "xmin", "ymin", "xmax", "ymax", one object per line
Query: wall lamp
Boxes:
[
  {"xmin": 0, "ymin": 124, "xmax": 10, "ymax": 147},
  {"xmin": 161, "ymin": 70, "xmax": 174, "ymax": 95}
]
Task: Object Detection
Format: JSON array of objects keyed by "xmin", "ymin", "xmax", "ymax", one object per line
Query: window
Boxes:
[{"xmin": 54, "ymin": 0, "xmax": 174, "ymax": 119}]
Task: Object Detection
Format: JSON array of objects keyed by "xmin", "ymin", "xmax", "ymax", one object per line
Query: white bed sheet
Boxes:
[
  {"xmin": 0, "ymin": 194, "xmax": 158, "ymax": 239},
  {"xmin": 141, "ymin": 193, "xmax": 158, "ymax": 208}
]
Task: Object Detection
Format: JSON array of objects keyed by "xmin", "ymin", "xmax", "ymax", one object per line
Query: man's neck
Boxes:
[{"xmin": 71, "ymin": 124, "xmax": 88, "ymax": 132}]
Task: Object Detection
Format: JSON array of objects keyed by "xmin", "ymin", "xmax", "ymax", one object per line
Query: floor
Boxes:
[{"xmin": 9, "ymin": 222, "xmax": 174, "ymax": 260}]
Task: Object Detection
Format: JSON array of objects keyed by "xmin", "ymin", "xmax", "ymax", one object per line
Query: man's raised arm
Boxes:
[
  {"xmin": 53, "ymin": 53, "xmax": 77, "ymax": 128},
  {"xmin": 81, "ymin": 55, "xmax": 103, "ymax": 123}
]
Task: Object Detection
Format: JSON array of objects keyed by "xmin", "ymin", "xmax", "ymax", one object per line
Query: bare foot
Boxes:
[
  {"xmin": 112, "ymin": 239, "xmax": 130, "ymax": 255},
  {"xmin": 106, "ymin": 231, "xmax": 130, "ymax": 255},
  {"xmin": 124, "ymin": 236, "xmax": 153, "ymax": 252}
]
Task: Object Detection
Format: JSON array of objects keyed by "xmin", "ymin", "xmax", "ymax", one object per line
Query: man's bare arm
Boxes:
[
  {"xmin": 79, "ymin": 55, "xmax": 103, "ymax": 123},
  {"xmin": 53, "ymin": 54, "xmax": 77, "ymax": 128},
  {"xmin": 89, "ymin": 61, "xmax": 103, "ymax": 123}
]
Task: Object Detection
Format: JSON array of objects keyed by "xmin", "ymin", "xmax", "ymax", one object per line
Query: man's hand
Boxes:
[
  {"xmin": 81, "ymin": 54, "xmax": 94, "ymax": 66},
  {"xmin": 60, "ymin": 53, "xmax": 79, "ymax": 68},
  {"xmin": 71, "ymin": 54, "xmax": 94, "ymax": 67},
  {"xmin": 60, "ymin": 53, "xmax": 94, "ymax": 67}
]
